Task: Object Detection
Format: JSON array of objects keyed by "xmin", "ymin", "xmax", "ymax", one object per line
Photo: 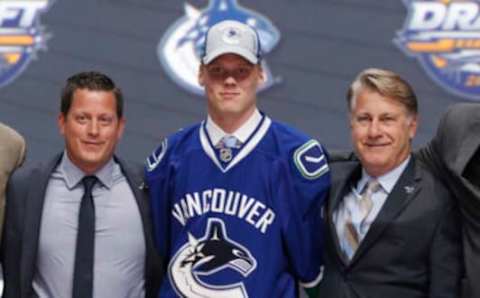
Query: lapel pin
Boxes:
[{"xmin": 404, "ymin": 185, "xmax": 415, "ymax": 194}]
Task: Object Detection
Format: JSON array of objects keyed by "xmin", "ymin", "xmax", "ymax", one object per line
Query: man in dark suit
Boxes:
[
  {"xmin": 417, "ymin": 103, "xmax": 480, "ymax": 298},
  {"xmin": 0, "ymin": 71, "xmax": 162, "ymax": 298},
  {"xmin": 317, "ymin": 68, "xmax": 462, "ymax": 298}
]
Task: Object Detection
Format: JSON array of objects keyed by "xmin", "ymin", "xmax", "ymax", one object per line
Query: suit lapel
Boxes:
[
  {"xmin": 328, "ymin": 163, "xmax": 361, "ymax": 266},
  {"xmin": 454, "ymin": 133, "xmax": 480, "ymax": 177},
  {"xmin": 20, "ymin": 153, "xmax": 62, "ymax": 297},
  {"xmin": 349, "ymin": 158, "xmax": 420, "ymax": 266},
  {"xmin": 116, "ymin": 158, "xmax": 145, "ymax": 208},
  {"xmin": 115, "ymin": 157, "xmax": 151, "ymax": 248},
  {"xmin": 117, "ymin": 157, "xmax": 162, "ymax": 295}
]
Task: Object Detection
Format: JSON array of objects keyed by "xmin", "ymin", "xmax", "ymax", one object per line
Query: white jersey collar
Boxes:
[
  {"xmin": 206, "ymin": 109, "xmax": 262, "ymax": 146},
  {"xmin": 200, "ymin": 111, "xmax": 271, "ymax": 173}
]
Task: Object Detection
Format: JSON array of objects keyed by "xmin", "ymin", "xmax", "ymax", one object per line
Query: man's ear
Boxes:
[
  {"xmin": 58, "ymin": 113, "xmax": 66, "ymax": 136},
  {"xmin": 408, "ymin": 114, "xmax": 418, "ymax": 140},
  {"xmin": 198, "ymin": 64, "xmax": 206, "ymax": 86},
  {"xmin": 257, "ymin": 64, "xmax": 265, "ymax": 84},
  {"xmin": 116, "ymin": 117, "xmax": 126, "ymax": 140}
]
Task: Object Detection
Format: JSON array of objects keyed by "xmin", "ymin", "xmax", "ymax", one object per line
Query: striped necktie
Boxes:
[{"xmin": 343, "ymin": 179, "xmax": 380, "ymax": 260}]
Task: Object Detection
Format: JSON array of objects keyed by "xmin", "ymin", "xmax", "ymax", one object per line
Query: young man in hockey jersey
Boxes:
[{"xmin": 145, "ymin": 20, "xmax": 330, "ymax": 297}]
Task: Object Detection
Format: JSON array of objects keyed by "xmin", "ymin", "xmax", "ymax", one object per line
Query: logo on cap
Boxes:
[
  {"xmin": 224, "ymin": 28, "xmax": 241, "ymax": 44},
  {"xmin": 157, "ymin": 0, "xmax": 281, "ymax": 95},
  {"xmin": 202, "ymin": 20, "xmax": 260, "ymax": 65},
  {"xmin": 395, "ymin": 0, "xmax": 480, "ymax": 101},
  {"xmin": 0, "ymin": 0, "xmax": 52, "ymax": 88}
]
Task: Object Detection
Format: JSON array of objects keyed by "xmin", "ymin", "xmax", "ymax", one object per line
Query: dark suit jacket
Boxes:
[
  {"xmin": 417, "ymin": 103, "xmax": 480, "ymax": 298},
  {"xmin": 0, "ymin": 153, "xmax": 163, "ymax": 298},
  {"xmin": 317, "ymin": 156, "xmax": 462, "ymax": 298}
]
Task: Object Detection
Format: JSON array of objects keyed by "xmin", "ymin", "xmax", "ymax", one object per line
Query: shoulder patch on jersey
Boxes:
[
  {"xmin": 293, "ymin": 140, "xmax": 329, "ymax": 180},
  {"xmin": 146, "ymin": 138, "xmax": 168, "ymax": 172}
]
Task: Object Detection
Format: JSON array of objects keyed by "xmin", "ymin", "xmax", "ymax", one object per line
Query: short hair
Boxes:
[
  {"xmin": 61, "ymin": 71, "xmax": 123, "ymax": 118},
  {"xmin": 347, "ymin": 68, "xmax": 418, "ymax": 115}
]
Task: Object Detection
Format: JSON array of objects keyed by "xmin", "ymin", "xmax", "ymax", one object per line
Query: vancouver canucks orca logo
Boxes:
[
  {"xmin": 395, "ymin": 0, "xmax": 480, "ymax": 101},
  {"xmin": 158, "ymin": 0, "xmax": 281, "ymax": 95},
  {"xmin": 169, "ymin": 218, "xmax": 257, "ymax": 298},
  {"xmin": 0, "ymin": 0, "xmax": 52, "ymax": 88}
]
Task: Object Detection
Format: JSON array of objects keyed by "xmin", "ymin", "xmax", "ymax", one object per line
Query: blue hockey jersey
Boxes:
[{"xmin": 145, "ymin": 114, "xmax": 330, "ymax": 298}]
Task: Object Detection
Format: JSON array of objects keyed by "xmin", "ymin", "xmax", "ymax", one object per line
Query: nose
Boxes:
[
  {"xmin": 87, "ymin": 119, "xmax": 100, "ymax": 136},
  {"xmin": 224, "ymin": 74, "xmax": 237, "ymax": 86},
  {"xmin": 367, "ymin": 119, "xmax": 382, "ymax": 138}
]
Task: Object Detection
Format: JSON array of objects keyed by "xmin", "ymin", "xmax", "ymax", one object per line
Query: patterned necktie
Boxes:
[
  {"xmin": 343, "ymin": 179, "xmax": 381, "ymax": 260},
  {"xmin": 216, "ymin": 135, "xmax": 240, "ymax": 163},
  {"xmin": 221, "ymin": 135, "xmax": 240, "ymax": 149},
  {"xmin": 72, "ymin": 175, "xmax": 98, "ymax": 298}
]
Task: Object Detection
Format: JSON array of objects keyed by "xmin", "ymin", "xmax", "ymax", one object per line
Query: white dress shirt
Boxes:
[{"xmin": 334, "ymin": 156, "xmax": 411, "ymax": 254}]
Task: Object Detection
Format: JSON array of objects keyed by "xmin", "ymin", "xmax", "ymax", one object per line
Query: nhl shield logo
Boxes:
[
  {"xmin": 395, "ymin": 0, "xmax": 480, "ymax": 101},
  {"xmin": 0, "ymin": 0, "xmax": 52, "ymax": 88},
  {"xmin": 157, "ymin": 0, "xmax": 281, "ymax": 95}
]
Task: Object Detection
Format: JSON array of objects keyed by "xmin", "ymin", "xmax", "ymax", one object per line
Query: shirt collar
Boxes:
[
  {"xmin": 58, "ymin": 151, "xmax": 115, "ymax": 189},
  {"xmin": 206, "ymin": 109, "xmax": 262, "ymax": 146},
  {"xmin": 357, "ymin": 155, "xmax": 411, "ymax": 195}
]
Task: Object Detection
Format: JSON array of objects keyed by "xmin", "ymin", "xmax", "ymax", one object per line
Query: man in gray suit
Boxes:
[
  {"xmin": 0, "ymin": 122, "xmax": 25, "ymax": 235},
  {"xmin": 418, "ymin": 103, "xmax": 480, "ymax": 298},
  {"xmin": 318, "ymin": 68, "xmax": 462, "ymax": 298}
]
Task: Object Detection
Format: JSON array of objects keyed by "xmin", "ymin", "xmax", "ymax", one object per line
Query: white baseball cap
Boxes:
[{"xmin": 202, "ymin": 20, "xmax": 261, "ymax": 65}]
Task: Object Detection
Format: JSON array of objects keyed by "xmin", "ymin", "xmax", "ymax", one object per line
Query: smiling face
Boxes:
[
  {"xmin": 58, "ymin": 88, "xmax": 125, "ymax": 174},
  {"xmin": 199, "ymin": 53, "xmax": 263, "ymax": 132},
  {"xmin": 350, "ymin": 88, "xmax": 417, "ymax": 177}
]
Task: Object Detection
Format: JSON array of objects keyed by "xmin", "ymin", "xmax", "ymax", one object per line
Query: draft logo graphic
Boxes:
[
  {"xmin": 0, "ymin": 0, "xmax": 51, "ymax": 88},
  {"xmin": 395, "ymin": 0, "xmax": 480, "ymax": 100},
  {"xmin": 169, "ymin": 218, "xmax": 257, "ymax": 298},
  {"xmin": 158, "ymin": 0, "xmax": 281, "ymax": 95}
]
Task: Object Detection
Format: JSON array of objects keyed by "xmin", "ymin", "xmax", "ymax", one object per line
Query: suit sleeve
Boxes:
[
  {"xmin": 415, "ymin": 104, "xmax": 453, "ymax": 179},
  {"xmin": 0, "ymin": 123, "xmax": 26, "ymax": 170},
  {"xmin": 14, "ymin": 134, "xmax": 26, "ymax": 169},
  {"xmin": 281, "ymin": 139, "xmax": 331, "ymax": 287},
  {"xmin": 1, "ymin": 170, "xmax": 29, "ymax": 298},
  {"xmin": 145, "ymin": 138, "xmax": 173, "ymax": 259},
  {"xmin": 0, "ymin": 126, "xmax": 26, "ymax": 236},
  {"xmin": 428, "ymin": 196, "xmax": 463, "ymax": 298}
]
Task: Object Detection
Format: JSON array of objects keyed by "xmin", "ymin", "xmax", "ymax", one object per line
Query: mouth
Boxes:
[
  {"xmin": 365, "ymin": 142, "xmax": 390, "ymax": 147},
  {"xmin": 220, "ymin": 92, "xmax": 240, "ymax": 99},
  {"xmin": 82, "ymin": 141, "xmax": 103, "ymax": 148}
]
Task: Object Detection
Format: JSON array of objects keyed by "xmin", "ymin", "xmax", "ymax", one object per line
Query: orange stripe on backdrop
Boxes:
[
  {"xmin": 407, "ymin": 39, "xmax": 455, "ymax": 53},
  {"xmin": 408, "ymin": 39, "xmax": 480, "ymax": 53},
  {"xmin": 455, "ymin": 39, "xmax": 480, "ymax": 49},
  {"xmin": 0, "ymin": 35, "xmax": 34, "ymax": 46}
]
